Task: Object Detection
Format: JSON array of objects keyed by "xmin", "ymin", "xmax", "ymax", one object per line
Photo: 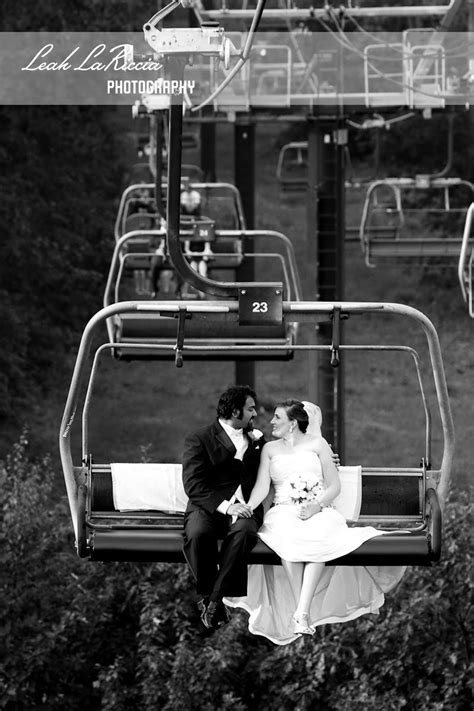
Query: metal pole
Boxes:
[
  {"xmin": 234, "ymin": 117, "xmax": 256, "ymax": 388},
  {"xmin": 309, "ymin": 113, "xmax": 346, "ymax": 459},
  {"xmin": 154, "ymin": 111, "xmax": 165, "ymax": 218},
  {"xmin": 306, "ymin": 115, "xmax": 319, "ymax": 404},
  {"xmin": 200, "ymin": 107, "xmax": 217, "ymax": 182}
]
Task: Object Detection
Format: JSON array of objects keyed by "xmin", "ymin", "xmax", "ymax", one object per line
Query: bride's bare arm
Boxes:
[
  {"xmin": 298, "ymin": 439, "xmax": 341, "ymax": 520},
  {"xmin": 247, "ymin": 444, "xmax": 272, "ymax": 510}
]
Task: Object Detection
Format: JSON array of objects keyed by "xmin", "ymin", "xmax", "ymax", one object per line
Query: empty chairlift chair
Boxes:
[
  {"xmin": 276, "ymin": 142, "xmax": 308, "ymax": 193},
  {"xmin": 458, "ymin": 202, "xmax": 474, "ymax": 317},
  {"xmin": 360, "ymin": 177, "xmax": 474, "ymax": 267}
]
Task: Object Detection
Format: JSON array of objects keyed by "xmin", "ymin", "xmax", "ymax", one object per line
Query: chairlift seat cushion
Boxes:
[{"xmin": 110, "ymin": 463, "xmax": 187, "ymax": 512}]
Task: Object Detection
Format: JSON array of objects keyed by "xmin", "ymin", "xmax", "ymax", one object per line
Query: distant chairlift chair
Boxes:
[
  {"xmin": 458, "ymin": 202, "xmax": 474, "ymax": 318},
  {"xmin": 113, "ymin": 181, "xmax": 248, "ymax": 295},
  {"xmin": 276, "ymin": 141, "xmax": 308, "ymax": 193},
  {"xmin": 360, "ymin": 176, "xmax": 474, "ymax": 267}
]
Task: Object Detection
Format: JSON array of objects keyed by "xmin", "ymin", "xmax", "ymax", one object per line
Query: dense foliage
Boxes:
[
  {"xmin": 1, "ymin": 436, "xmax": 472, "ymax": 709},
  {"xmin": 0, "ymin": 106, "xmax": 122, "ymax": 419}
]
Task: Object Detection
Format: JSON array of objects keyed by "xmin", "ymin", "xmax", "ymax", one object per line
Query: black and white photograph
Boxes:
[{"xmin": 1, "ymin": 1, "xmax": 472, "ymax": 708}]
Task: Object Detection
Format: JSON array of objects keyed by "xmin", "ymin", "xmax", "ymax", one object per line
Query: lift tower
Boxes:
[{"xmin": 307, "ymin": 110, "xmax": 346, "ymax": 458}]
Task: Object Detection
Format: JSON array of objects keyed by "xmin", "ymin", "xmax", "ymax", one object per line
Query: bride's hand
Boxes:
[{"xmin": 297, "ymin": 501, "xmax": 322, "ymax": 519}]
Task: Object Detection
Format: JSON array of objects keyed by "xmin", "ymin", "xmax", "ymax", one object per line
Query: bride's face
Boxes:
[{"xmin": 271, "ymin": 407, "xmax": 292, "ymax": 439}]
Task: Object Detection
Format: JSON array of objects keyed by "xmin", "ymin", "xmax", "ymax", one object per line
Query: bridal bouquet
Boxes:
[{"xmin": 288, "ymin": 472, "xmax": 321, "ymax": 505}]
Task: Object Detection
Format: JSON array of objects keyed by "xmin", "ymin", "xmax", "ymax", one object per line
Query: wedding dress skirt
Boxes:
[{"xmin": 225, "ymin": 451, "xmax": 406, "ymax": 645}]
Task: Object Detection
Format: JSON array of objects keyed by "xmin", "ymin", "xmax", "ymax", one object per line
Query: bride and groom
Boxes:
[{"xmin": 182, "ymin": 385, "xmax": 405, "ymax": 645}]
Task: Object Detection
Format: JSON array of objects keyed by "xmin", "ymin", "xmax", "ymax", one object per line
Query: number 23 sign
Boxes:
[{"xmin": 238, "ymin": 286, "xmax": 283, "ymax": 325}]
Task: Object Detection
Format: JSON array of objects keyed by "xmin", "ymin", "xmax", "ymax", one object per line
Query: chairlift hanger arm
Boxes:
[
  {"xmin": 142, "ymin": 0, "xmax": 266, "ymax": 113},
  {"xmin": 143, "ymin": 0, "xmax": 240, "ymax": 69},
  {"xmin": 166, "ymin": 96, "xmax": 283, "ymax": 298}
]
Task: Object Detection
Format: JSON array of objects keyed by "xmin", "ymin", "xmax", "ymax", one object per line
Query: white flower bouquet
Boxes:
[{"xmin": 288, "ymin": 472, "xmax": 321, "ymax": 505}]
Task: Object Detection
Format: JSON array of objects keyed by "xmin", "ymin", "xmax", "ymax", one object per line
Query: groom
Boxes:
[{"xmin": 182, "ymin": 385, "xmax": 265, "ymax": 632}]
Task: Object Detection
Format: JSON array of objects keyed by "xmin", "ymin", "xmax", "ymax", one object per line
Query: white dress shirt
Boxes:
[{"xmin": 216, "ymin": 419, "xmax": 249, "ymax": 515}]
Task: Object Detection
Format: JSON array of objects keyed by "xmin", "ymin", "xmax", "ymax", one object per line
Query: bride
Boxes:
[{"xmin": 224, "ymin": 399, "xmax": 406, "ymax": 645}]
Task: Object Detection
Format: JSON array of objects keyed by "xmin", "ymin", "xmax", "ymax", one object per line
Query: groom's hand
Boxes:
[
  {"xmin": 330, "ymin": 447, "xmax": 340, "ymax": 467},
  {"xmin": 227, "ymin": 503, "xmax": 252, "ymax": 518}
]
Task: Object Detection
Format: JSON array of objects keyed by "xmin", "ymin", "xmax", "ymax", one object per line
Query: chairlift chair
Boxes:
[
  {"xmin": 276, "ymin": 141, "xmax": 308, "ymax": 193},
  {"xmin": 360, "ymin": 177, "xmax": 474, "ymax": 267},
  {"xmin": 250, "ymin": 43, "xmax": 292, "ymax": 106},
  {"xmin": 458, "ymin": 202, "xmax": 474, "ymax": 317},
  {"xmin": 103, "ymin": 228, "xmax": 302, "ymax": 360},
  {"xmin": 60, "ymin": 301, "xmax": 453, "ymax": 566},
  {"xmin": 115, "ymin": 181, "xmax": 247, "ymax": 243}
]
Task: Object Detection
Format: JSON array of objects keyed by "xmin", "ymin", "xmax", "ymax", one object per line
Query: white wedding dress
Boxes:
[{"xmin": 225, "ymin": 450, "xmax": 406, "ymax": 645}]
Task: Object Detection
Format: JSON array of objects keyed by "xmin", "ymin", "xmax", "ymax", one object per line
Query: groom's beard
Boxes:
[{"xmin": 244, "ymin": 420, "xmax": 255, "ymax": 433}]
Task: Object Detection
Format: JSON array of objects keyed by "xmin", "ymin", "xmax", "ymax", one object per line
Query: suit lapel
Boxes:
[{"xmin": 212, "ymin": 420, "xmax": 236, "ymax": 454}]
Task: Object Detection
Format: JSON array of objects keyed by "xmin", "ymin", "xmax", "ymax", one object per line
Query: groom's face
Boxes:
[{"xmin": 232, "ymin": 396, "xmax": 257, "ymax": 430}]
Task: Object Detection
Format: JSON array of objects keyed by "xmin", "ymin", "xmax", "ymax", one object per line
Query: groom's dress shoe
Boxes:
[
  {"xmin": 197, "ymin": 598, "xmax": 212, "ymax": 629},
  {"xmin": 211, "ymin": 600, "xmax": 231, "ymax": 629},
  {"xmin": 199, "ymin": 599, "xmax": 231, "ymax": 630}
]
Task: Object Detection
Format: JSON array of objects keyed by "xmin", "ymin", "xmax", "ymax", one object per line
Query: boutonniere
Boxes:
[{"xmin": 247, "ymin": 428, "xmax": 263, "ymax": 445}]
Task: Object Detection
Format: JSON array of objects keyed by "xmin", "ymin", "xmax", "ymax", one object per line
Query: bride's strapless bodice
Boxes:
[{"xmin": 270, "ymin": 450, "xmax": 325, "ymax": 505}]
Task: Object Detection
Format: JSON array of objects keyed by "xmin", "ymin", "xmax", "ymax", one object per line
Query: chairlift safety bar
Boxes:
[{"xmin": 81, "ymin": 341, "xmax": 431, "ymax": 470}]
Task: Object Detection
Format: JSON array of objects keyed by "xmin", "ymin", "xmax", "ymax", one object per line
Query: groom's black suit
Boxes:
[{"xmin": 182, "ymin": 419, "xmax": 264, "ymax": 599}]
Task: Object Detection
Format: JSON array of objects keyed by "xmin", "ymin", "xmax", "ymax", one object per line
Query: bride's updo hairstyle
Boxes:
[{"xmin": 277, "ymin": 399, "xmax": 309, "ymax": 433}]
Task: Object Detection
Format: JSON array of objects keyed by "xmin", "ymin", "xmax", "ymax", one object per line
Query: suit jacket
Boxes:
[{"xmin": 182, "ymin": 419, "xmax": 264, "ymax": 515}]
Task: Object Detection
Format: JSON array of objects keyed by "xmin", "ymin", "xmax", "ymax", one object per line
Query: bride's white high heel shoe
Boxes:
[{"xmin": 292, "ymin": 612, "xmax": 315, "ymax": 636}]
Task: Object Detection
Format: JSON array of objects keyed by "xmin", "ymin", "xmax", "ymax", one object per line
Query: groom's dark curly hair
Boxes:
[{"xmin": 217, "ymin": 385, "xmax": 257, "ymax": 419}]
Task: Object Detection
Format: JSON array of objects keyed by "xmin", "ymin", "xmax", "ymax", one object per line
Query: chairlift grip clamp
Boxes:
[
  {"xmin": 330, "ymin": 307, "xmax": 348, "ymax": 368},
  {"xmin": 174, "ymin": 307, "xmax": 187, "ymax": 367}
]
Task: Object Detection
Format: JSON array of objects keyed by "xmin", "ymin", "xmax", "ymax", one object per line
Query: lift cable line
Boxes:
[{"xmin": 193, "ymin": 1, "xmax": 457, "ymax": 22}]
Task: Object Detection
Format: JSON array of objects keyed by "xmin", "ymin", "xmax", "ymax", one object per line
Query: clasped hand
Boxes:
[
  {"xmin": 228, "ymin": 503, "xmax": 253, "ymax": 518},
  {"xmin": 296, "ymin": 501, "xmax": 322, "ymax": 520}
]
